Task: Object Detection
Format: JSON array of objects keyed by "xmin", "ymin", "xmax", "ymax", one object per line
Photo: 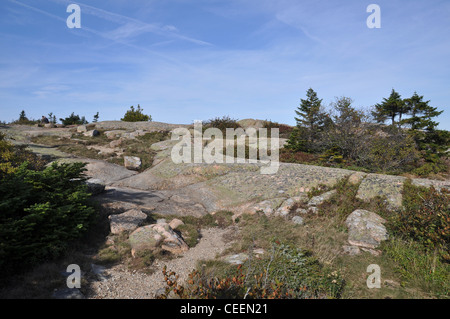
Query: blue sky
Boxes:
[{"xmin": 1, "ymin": 0, "xmax": 449, "ymax": 129}]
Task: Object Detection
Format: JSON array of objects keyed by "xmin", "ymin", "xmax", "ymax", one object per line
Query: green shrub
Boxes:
[
  {"xmin": 203, "ymin": 116, "xmax": 241, "ymax": 134},
  {"xmin": 0, "ymin": 162, "xmax": 96, "ymax": 276},
  {"xmin": 121, "ymin": 105, "xmax": 151, "ymax": 122},
  {"xmin": 0, "ymin": 133, "xmax": 47, "ymax": 174},
  {"xmin": 59, "ymin": 112, "xmax": 88, "ymax": 126},
  {"xmin": 355, "ymin": 132, "xmax": 420, "ymax": 174},
  {"xmin": 413, "ymin": 161, "xmax": 447, "ymax": 176},
  {"xmin": 11, "ymin": 110, "xmax": 39, "ymax": 125},
  {"xmin": 390, "ymin": 180, "xmax": 449, "ymax": 261},
  {"xmin": 279, "ymin": 147, "xmax": 317, "ymax": 164}
]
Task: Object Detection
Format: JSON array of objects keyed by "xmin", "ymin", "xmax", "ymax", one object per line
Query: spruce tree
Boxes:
[
  {"xmin": 19, "ymin": 110, "xmax": 28, "ymax": 122},
  {"xmin": 287, "ymin": 88, "xmax": 328, "ymax": 152},
  {"xmin": 372, "ymin": 89, "xmax": 406, "ymax": 126},
  {"xmin": 403, "ymin": 92, "xmax": 443, "ymax": 131},
  {"xmin": 294, "ymin": 88, "xmax": 324, "ymax": 131}
]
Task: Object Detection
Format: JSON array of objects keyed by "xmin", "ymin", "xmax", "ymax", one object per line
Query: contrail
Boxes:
[
  {"xmin": 6, "ymin": 0, "xmax": 194, "ymax": 67},
  {"xmin": 48, "ymin": 0, "xmax": 212, "ymax": 46}
]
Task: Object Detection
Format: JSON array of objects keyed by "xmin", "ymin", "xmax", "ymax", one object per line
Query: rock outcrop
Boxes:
[
  {"xmin": 129, "ymin": 222, "xmax": 189, "ymax": 257},
  {"xmin": 344, "ymin": 209, "xmax": 388, "ymax": 255},
  {"xmin": 108, "ymin": 209, "xmax": 148, "ymax": 235}
]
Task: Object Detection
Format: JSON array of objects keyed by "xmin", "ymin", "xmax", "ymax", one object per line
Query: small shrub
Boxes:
[
  {"xmin": 59, "ymin": 112, "xmax": 88, "ymax": 126},
  {"xmin": 390, "ymin": 180, "xmax": 449, "ymax": 261},
  {"xmin": 121, "ymin": 105, "xmax": 151, "ymax": 122},
  {"xmin": 159, "ymin": 242, "xmax": 344, "ymax": 299},
  {"xmin": 279, "ymin": 148, "xmax": 317, "ymax": 164},
  {"xmin": 11, "ymin": 110, "xmax": 39, "ymax": 125},
  {"xmin": 0, "ymin": 133, "xmax": 47, "ymax": 174},
  {"xmin": 355, "ymin": 130, "xmax": 420, "ymax": 174},
  {"xmin": 203, "ymin": 116, "xmax": 241, "ymax": 133}
]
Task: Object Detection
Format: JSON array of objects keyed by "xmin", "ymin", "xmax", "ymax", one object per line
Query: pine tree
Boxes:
[
  {"xmin": 294, "ymin": 88, "xmax": 324, "ymax": 131},
  {"xmin": 286, "ymin": 88, "xmax": 328, "ymax": 152},
  {"xmin": 93, "ymin": 112, "xmax": 99, "ymax": 123},
  {"xmin": 402, "ymin": 92, "xmax": 443, "ymax": 131},
  {"xmin": 372, "ymin": 89, "xmax": 406, "ymax": 126},
  {"xmin": 19, "ymin": 110, "xmax": 28, "ymax": 123}
]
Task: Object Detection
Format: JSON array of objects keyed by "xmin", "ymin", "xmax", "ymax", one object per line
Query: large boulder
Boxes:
[
  {"xmin": 129, "ymin": 223, "xmax": 189, "ymax": 256},
  {"xmin": 108, "ymin": 209, "xmax": 148, "ymax": 234},
  {"xmin": 345, "ymin": 209, "xmax": 388, "ymax": 249},
  {"xmin": 124, "ymin": 156, "xmax": 142, "ymax": 171}
]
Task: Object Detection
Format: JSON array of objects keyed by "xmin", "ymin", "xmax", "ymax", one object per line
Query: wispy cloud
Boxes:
[
  {"xmin": 6, "ymin": 0, "xmax": 193, "ymax": 67},
  {"xmin": 47, "ymin": 0, "xmax": 212, "ymax": 46}
]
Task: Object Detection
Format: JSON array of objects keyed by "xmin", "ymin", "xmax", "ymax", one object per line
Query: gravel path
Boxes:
[{"xmin": 87, "ymin": 228, "xmax": 233, "ymax": 299}]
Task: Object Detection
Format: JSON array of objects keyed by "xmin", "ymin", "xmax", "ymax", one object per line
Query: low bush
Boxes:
[
  {"xmin": 0, "ymin": 133, "xmax": 47, "ymax": 174},
  {"xmin": 203, "ymin": 116, "xmax": 241, "ymax": 134},
  {"xmin": 59, "ymin": 112, "xmax": 88, "ymax": 126},
  {"xmin": 390, "ymin": 180, "xmax": 449, "ymax": 261},
  {"xmin": 159, "ymin": 241, "xmax": 344, "ymax": 299},
  {"xmin": 121, "ymin": 105, "xmax": 152, "ymax": 122},
  {"xmin": 0, "ymin": 161, "xmax": 96, "ymax": 277}
]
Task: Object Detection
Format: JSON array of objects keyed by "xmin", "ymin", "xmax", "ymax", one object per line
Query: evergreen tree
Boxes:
[
  {"xmin": 19, "ymin": 110, "xmax": 28, "ymax": 122},
  {"xmin": 294, "ymin": 88, "xmax": 325, "ymax": 131},
  {"xmin": 121, "ymin": 104, "xmax": 152, "ymax": 122},
  {"xmin": 402, "ymin": 92, "xmax": 443, "ymax": 131},
  {"xmin": 93, "ymin": 112, "xmax": 99, "ymax": 123},
  {"xmin": 372, "ymin": 89, "xmax": 407, "ymax": 126},
  {"xmin": 286, "ymin": 88, "xmax": 328, "ymax": 152}
]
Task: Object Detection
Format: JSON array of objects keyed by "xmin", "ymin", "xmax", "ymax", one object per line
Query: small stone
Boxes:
[
  {"xmin": 223, "ymin": 253, "xmax": 249, "ymax": 265},
  {"xmin": 124, "ymin": 156, "xmax": 142, "ymax": 170},
  {"xmin": 83, "ymin": 129, "xmax": 100, "ymax": 137},
  {"xmin": 308, "ymin": 190, "xmax": 337, "ymax": 207},
  {"xmin": 77, "ymin": 125, "xmax": 87, "ymax": 133},
  {"xmin": 296, "ymin": 208, "xmax": 308, "ymax": 214},
  {"xmin": 292, "ymin": 216, "xmax": 304, "ymax": 225},
  {"xmin": 342, "ymin": 245, "xmax": 361, "ymax": 256}
]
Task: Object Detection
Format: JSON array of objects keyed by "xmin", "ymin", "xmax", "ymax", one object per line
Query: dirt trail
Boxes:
[{"xmin": 87, "ymin": 227, "xmax": 234, "ymax": 299}]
